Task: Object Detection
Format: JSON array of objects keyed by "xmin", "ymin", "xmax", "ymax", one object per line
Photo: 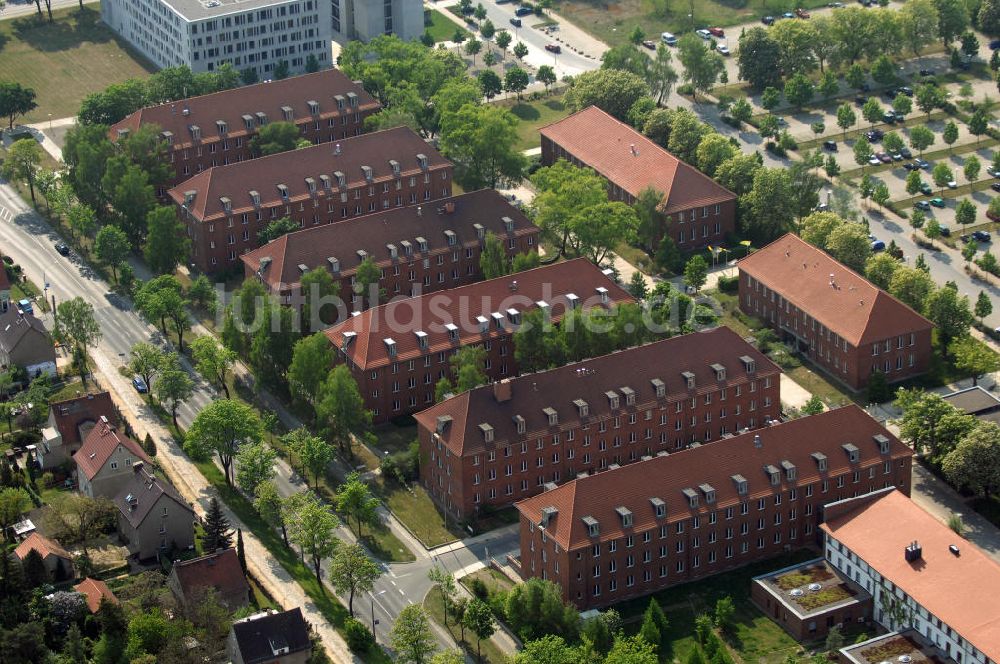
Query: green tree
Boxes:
[
  {"xmin": 684, "ymin": 254, "xmax": 709, "ymax": 292},
  {"xmin": 254, "ymin": 481, "xmax": 290, "ymax": 545},
  {"xmin": 605, "ymin": 636, "xmax": 658, "ymax": 664},
  {"xmin": 926, "ymin": 286, "xmax": 974, "ymax": 346},
  {"xmin": 951, "ymin": 336, "xmax": 1000, "ymax": 385},
  {"xmin": 569, "ymin": 201, "xmax": 639, "ymax": 264},
  {"xmin": 975, "ymin": 290, "xmax": 993, "ymax": 322},
  {"xmin": 191, "ymin": 335, "xmax": 236, "ymax": 398},
  {"xmin": 567, "ymin": 69, "xmax": 651, "ymax": 122},
  {"xmin": 328, "ymin": 543, "xmax": 382, "ymax": 617},
  {"xmin": 872, "ymin": 182, "xmax": 890, "ymax": 210},
  {"xmin": 854, "ymin": 136, "xmax": 874, "ymax": 171},
  {"xmin": 234, "ymin": 440, "xmax": 276, "ymax": 498},
  {"xmin": 440, "ymin": 103, "xmax": 526, "ymax": 189},
  {"xmin": 479, "ymin": 231, "xmax": 509, "ymax": 279},
  {"xmin": 906, "ymin": 169, "xmax": 924, "ymax": 196},
  {"xmin": 513, "ymin": 41, "xmax": 529, "ymax": 60},
  {"xmin": 836, "ymin": 103, "xmax": 857, "ymax": 139},
  {"xmin": 866, "ymin": 252, "xmax": 900, "ymax": 289},
  {"xmin": 451, "ymin": 345, "xmax": 488, "ymax": 393},
  {"xmin": 535, "ymin": 65, "xmax": 557, "ymax": 94},
  {"xmin": 317, "ymin": 365, "xmax": 371, "ymax": 457},
  {"xmin": 0, "ymin": 488, "xmax": 30, "ymax": 542},
  {"xmin": 827, "ymin": 223, "xmax": 872, "ymax": 273},
  {"xmin": 144, "ymin": 206, "xmax": 189, "ymax": 275},
  {"xmin": 601, "ymin": 43, "xmax": 651, "ymax": 78},
  {"xmin": 981, "ymin": 0, "xmax": 1000, "ymax": 34},
  {"xmin": 184, "ymin": 399, "xmax": 264, "ymax": 485},
  {"xmin": 299, "ymin": 267, "xmax": 338, "ymax": 333},
  {"xmin": 870, "ymin": 54, "xmax": 897, "ymax": 86},
  {"xmin": 933, "ymin": 162, "xmax": 955, "ymax": 193},
  {"xmin": 250, "ymin": 121, "xmax": 307, "ymax": 156},
  {"xmin": 477, "ymin": 70, "xmax": 502, "ymax": 100},
  {"xmin": 861, "ymin": 97, "xmax": 883, "ymax": 129},
  {"xmin": 742, "ymin": 167, "xmax": 795, "ymax": 243},
  {"xmin": 970, "ymin": 108, "xmax": 989, "ymax": 145},
  {"xmin": 826, "ymin": 626, "xmax": 845, "ymax": 652},
  {"xmin": 845, "ymin": 62, "xmax": 867, "ymax": 89},
  {"xmin": 202, "ymin": 496, "xmax": 234, "ymax": 551},
  {"xmin": 1, "ymin": 139, "xmax": 42, "ymax": 203},
  {"xmin": 915, "ymin": 83, "xmax": 944, "ymax": 119},
  {"xmin": 257, "ymin": 217, "xmax": 300, "ymax": 245},
  {"xmin": 933, "ymin": 0, "xmax": 970, "ymax": 46},
  {"xmin": 648, "ymin": 43, "xmax": 679, "ymax": 104},
  {"xmin": 354, "ymin": 257, "xmax": 383, "ymax": 310},
  {"xmin": 676, "ymin": 33, "xmax": 724, "ymax": 100},
  {"xmin": 337, "ymin": 472, "xmax": 380, "ymax": 536},
  {"xmin": 155, "ymin": 358, "xmax": 193, "ymax": 429},
  {"xmin": 287, "ymin": 492, "xmax": 339, "ymax": 583},
  {"xmin": 737, "ymin": 27, "xmax": 782, "ymax": 91},
  {"xmin": 187, "ymin": 275, "xmax": 217, "ymax": 313},
  {"xmin": 802, "ymin": 394, "xmax": 826, "ymax": 415},
  {"xmin": 901, "ymin": 0, "xmax": 941, "ymax": 56},
  {"xmin": 761, "ymin": 87, "xmax": 781, "ymax": 113},
  {"xmin": 909, "ymin": 125, "xmax": 935, "ymax": 156},
  {"xmin": 964, "ymin": 155, "xmax": 981, "ymax": 183},
  {"xmin": 56, "ymin": 297, "xmax": 102, "ymax": 361},
  {"xmin": 464, "ymin": 598, "xmax": 496, "ymax": 662},
  {"xmin": 391, "ymin": 605, "xmax": 436, "ymax": 664},
  {"xmin": 106, "ymin": 160, "xmax": 156, "ymax": 242},
  {"xmin": 942, "ymin": 120, "xmax": 960, "ymax": 153},
  {"xmin": 0, "ymin": 83, "xmax": 37, "ymax": 129},
  {"xmin": 956, "ymin": 199, "xmax": 976, "ymax": 227},
  {"xmin": 942, "ymin": 421, "xmax": 1000, "ymax": 498},
  {"xmin": 696, "ymin": 133, "xmax": 737, "ymax": 177},
  {"xmin": 287, "ymin": 333, "xmax": 335, "ymax": 414},
  {"xmin": 714, "ymin": 596, "xmax": 735, "ymax": 632},
  {"xmin": 782, "ymin": 73, "xmax": 814, "ymax": 110},
  {"xmin": 505, "ymin": 578, "xmax": 580, "ymax": 643},
  {"xmin": 94, "ymin": 225, "xmax": 131, "ymax": 283},
  {"xmin": 465, "ymin": 38, "xmax": 482, "ymax": 66},
  {"xmin": 531, "ymin": 159, "xmax": 608, "ymax": 257}
]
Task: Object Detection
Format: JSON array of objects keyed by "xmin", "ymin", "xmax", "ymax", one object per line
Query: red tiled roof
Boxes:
[
  {"xmin": 75, "ymin": 416, "xmax": 151, "ymax": 481},
  {"xmin": 73, "ymin": 577, "xmax": 118, "ymax": 613},
  {"xmin": 539, "ymin": 106, "xmax": 736, "ymax": 214},
  {"xmin": 822, "ymin": 489, "xmax": 1000, "ymax": 662},
  {"xmin": 15, "ymin": 532, "xmax": 72, "ymax": 562},
  {"xmin": 415, "ymin": 327, "xmax": 780, "ymax": 456},
  {"xmin": 324, "ymin": 259, "xmax": 633, "ymax": 370},
  {"xmin": 738, "ymin": 234, "xmax": 933, "ymax": 347},
  {"xmin": 516, "ymin": 405, "xmax": 910, "ymax": 551},
  {"xmin": 241, "ymin": 189, "xmax": 537, "ymax": 290},
  {"xmin": 167, "ymin": 126, "xmax": 451, "ymax": 222},
  {"xmin": 170, "ymin": 548, "xmax": 248, "ymax": 602},
  {"xmin": 111, "ymin": 69, "xmax": 379, "ymax": 149},
  {"xmin": 49, "ymin": 391, "xmax": 117, "ymax": 447}
]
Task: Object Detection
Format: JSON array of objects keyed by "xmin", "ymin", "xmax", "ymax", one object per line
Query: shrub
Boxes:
[
  {"xmin": 677, "ymin": 83, "xmax": 695, "ymax": 96},
  {"xmin": 344, "ymin": 618, "xmax": 374, "ymax": 653},
  {"xmin": 469, "ymin": 576, "xmax": 489, "ymax": 600},
  {"xmin": 716, "ymin": 275, "xmax": 739, "ymax": 293}
]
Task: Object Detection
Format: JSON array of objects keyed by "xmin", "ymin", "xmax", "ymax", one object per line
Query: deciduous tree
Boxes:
[
  {"xmin": 328, "ymin": 543, "xmax": 382, "ymax": 617},
  {"xmin": 184, "ymin": 399, "xmax": 264, "ymax": 485},
  {"xmin": 317, "ymin": 365, "xmax": 371, "ymax": 457},
  {"xmin": 95, "ymin": 225, "xmax": 131, "ymax": 283},
  {"xmin": 287, "ymin": 491, "xmax": 339, "ymax": 584},
  {"xmin": 942, "ymin": 422, "xmax": 1000, "ymax": 498},
  {"xmin": 235, "ymin": 441, "xmax": 276, "ymax": 497},
  {"xmin": 144, "ymin": 206, "xmax": 189, "ymax": 275},
  {"xmin": 391, "ymin": 605, "xmax": 436, "ymax": 664}
]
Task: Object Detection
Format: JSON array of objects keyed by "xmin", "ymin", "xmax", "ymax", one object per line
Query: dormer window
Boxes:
[
  {"xmin": 732, "ymin": 474, "xmax": 748, "ymax": 495},
  {"xmin": 255, "ymin": 111, "xmax": 268, "ymax": 126},
  {"xmin": 506, "ymin": 308, "xmax": 521, "ymax": 325},
  {"xmin": 445, "ymin": 323, "xmax": 459, "ymax": 342},
  {"xmin": 711, "ymin": 363, "xmax": 726, "ymax": 381},
  {"xmin": 335, "ymin": 94, "xmax": 346, "ymax": 110},
  {"xmin": 542, "ymin": 407, "xmax": 558, "ymax": 426},
  {"xmin": 415, "ymin": 330, "xmax": 428, "ymax": 349},
  {"xmin": 513, "ymin": 414, "xmax": 525, "ymax": 434},
  {"xmin": 417, "ymin": 153, "xmax": 428, "ymax": 169},
  {"xmin": 361, "ymin": 165, "xmax": 373, "ymax": 181},
  {"xmin": 474, "ymin": 223, "xmax": 485, "ymax": 240},
  {"xmin": 566, "ymin": 293, "xmax": 580, "ymax": 309},
  {"xmin": 682, "ymin": 488, "xmax": 699, "ymax": 509},
  {"xmin": 573, "ymin": 399, "xmax": 589, "ymax": 417},
  {"xmin": 444, "ymin": 230, "xmax": 457, "ymax": 246},
  {"xmin": 605, "ymin": 390, "xmax": 620, "ymax": 410},
  {"xmin": 116, "ymin": 128, "xmax": 130, "ymax": 139},
  {"xmin": 699, "ymin": 483, "xmax": 716, "ymax": 504},
  {"xmin": 305, "ymin": 177, "xmax": 317, "ymax": 193},
  {"xmin": 740, "ymin": 355, "xmax": 756, "ymax": 373},
  {"xmin": 357, "ymin": 249, "xmax": 368, "ymax": 261},
  {"xmin": 812, "ymin": 452, "xmax": 828, "ymax": 472},
  {"xmin": 189, "ymin": 125, "xmax": 201, "ymax": 140},
  {"xmin": 491, "ymin": 312, "xmax": 505, "ymax": 330},
  {"xmin": 843, "ymin": 443, "xmax": 860, "ymax": 463},
  {"xmin": 764, "ymin": 465, "xmax": 780, "ymax": 486},
  {"xmin": 651, "ymin": 378, "xmax": 666, "ymax": 398},
  {"xmin": 479, "ymin": 423, "xmax": 494, "ymax": 443},
  {"xmin": 220, "ymin": 196, "xmax": 232, "ymax": 213},
  {"xmin": 387, "ymin": 243, "xmax": 398, "ymax": 259},
  {"xmin": 621, "ymin": 386, "xmax": 636, "ymax": 406},
  {"xmin": 384, "ymin": 338, "xmax": 397, "ymax": 358},
  {"xmin": 328, "ymin": 257, "xmax": 340, "ymax": 273},
  {"xmin": 249, "ymin": 190, "xmax": 261, "ymax": 207},
  {"xmin": 873, "ymin": 434, "xmax": 890, "ymax": 454},
  {"xmin": 335, "ymin": 171, "xmax": 346, "ymax": 187},
  {"xmin": 401, "ymin": 240, "xmax": 413, "ymax": 256},
  {"xmin": 216, "ymin": 120, "xmax": 228, "ymax": 135},
  {"xmin": 540, "ymin": 506, "xmax": 558, "ymax": 527},
  {"xmin": 781, "ymin": 460, "xmax": 796, "ymax": 481},
  {"xmin": 342, "ymin": 331, "xmax": 357, "ymax": 348},
  {"xmin": 435, "ymin": 415, "xmax": 452, "ymax": 434},
  {"xmin": 536, "ymin": 301, "xmax": 550, "ymax": 317},
  {"xmin": 308, "ymin": 100, "xmax": 320, "ymax": 115},
  {"xmin": 183, "ymin": 190, "xmax": 196, "ymax": 205},
  {"xmin": 417, "ymin": 237, "xmax": 428, "ymax": 252},
  {"xmin": 595, "ymin": 286, "xmax": 609, "ymax": 304},
  {"xmin": 502, "ymin": 216, "xmax": 514, "ymax": 232},
  {"xmin": 281, "ymin": 105, "xmax": 293, "ymax": 121},
  {"xmin": 160, "ymin": 130, "xmax": 174, "ymax": 144},
  {"xmin": 682, "ymin": 371, "xmax": 696, "ymax": 389},
  {"xmin": 583, "ymin": 516, "xmax": 599, "ymax": 538},
  {"xmin": 650, "ymin": 497, "xmax": 666, "ymax": 518},
  {"xmin": 347, "ymin": 91, "xmax": 359, "ymax": 107},
  {"xmin": 277, "ymin": 184, "xmax": 289, "ymax": 200},
  {"xmin": 615, "ymin": 507, "xmax": 633, "ymax": 528},
  {"xmin": 242, "ymin": 114, "xmax": 254, "ymax": 130},
  {"xmin": 389, "ymin": 159, "xmax": 400, "ymax": 176},
  {"xmin": 477, "ymin": 316, "xmax": 489, "ymax": 334}
]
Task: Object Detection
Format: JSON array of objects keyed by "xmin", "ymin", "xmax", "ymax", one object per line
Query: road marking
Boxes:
[
  {"xmin": 389, "ymin": 579, "xmax": 397, "ymax": 587},
  {"xmin": 398, "ymin": 588, "xmax": 406, "ymax": 597}
]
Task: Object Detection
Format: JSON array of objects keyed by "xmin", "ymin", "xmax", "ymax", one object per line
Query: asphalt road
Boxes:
[{"xmin": 0, "ymin": 0, "xmax": 98, "ymax": 20}]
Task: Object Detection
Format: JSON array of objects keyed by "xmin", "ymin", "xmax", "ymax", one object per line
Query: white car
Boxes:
[
  {"xmin": 716, "ymin": 44, "xmax": 730, "ymax": 55},
  {"xmin": 869, "ymin": 156, "xmax": 881, "ymax": 166},
  {"xmin": 947, "ymin": 180, "xmax": 958, "ymax": 189},
  {"xmin": 696, "ymin": 28, "xmax": 712, "ymax": 39},
  {"xmin": 661, "ymin": 32, "xmax": 677, "ymax": 45}
]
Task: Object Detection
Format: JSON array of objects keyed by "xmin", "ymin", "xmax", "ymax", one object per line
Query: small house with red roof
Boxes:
[
  {"xmin": 75, "ymin": 415, "xmax": 152, "ymax": 499},
  {"xmin": 73, "ymin": 577, "xmax": 118, "ymax": 613},
  {"xmin": 540, "ymin": 105, "xmax": 737, "ymax": 250},
  {"xmin": 14, "ymin": 532, "xmax": 75, "ymax": 580},
  {"xmin": 39, "ymin": 391, "xmax": 118, "ymax": 470},
  {"xmin": 167, "ymin": 548, "xmax": 249, "ymax": 611}
]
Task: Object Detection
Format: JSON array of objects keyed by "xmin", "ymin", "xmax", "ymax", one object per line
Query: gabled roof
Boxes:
[
  {"xmin": 231, "ymin": 608, "xmax": 311, "ymax": 663},
  {"xmin": 539, "ymin": 105, "xmax": 736, "ymax": 214},
  {"xmin": 516, "ymin": 405, "xmax": 910, "ymax": 551},
  {"xmin": 738, "ymin": 233, "xmax": 933, "ymax": 347},
  {"xmin": 170, "ymin": 548, "xmax": 248, "ymax": 602},
  {"xmin": 73, "ymin": 577, "xmax": 118, "ymax": 613},
  {"xmin": 415, "ymin": 327, "xmax": 780, "ymax": 456},
  {"xmin": 50, "ymin": 391, "xmax": 118, "ymax": 447},
  {"xmin": 75, "ymin": 416, "xmax": 151, "ymax": 480},
  {"xmin": 114, "ymin": 464, "xmax": 193, "ymax": 528},
  {"xmin": 324, "ymin": 258, "xmax": 633, "ymax": 370},
  {"xmin": 166, "ymin": 126, "xmax": 451, "ymax": 222},
  {"xmin": 822, "ymin": 489, "xmax": 1000, "ymax": 662},
  {"xmin": 14, "ymin": 532, "xmax": 72, "ymax": 562},
  {"xmin": 241, "ymin": 189, "xmax": 538, "ymax": 290},
  {"xmin": 111, "ymin": 69, "xmax": 379, "ymax": 147},
  {"xmin": 0, "ymin": 308, "xmax": 51, "ymax": 354}
]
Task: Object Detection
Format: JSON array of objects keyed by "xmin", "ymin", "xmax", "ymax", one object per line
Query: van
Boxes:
[{"xmin": 661, "ymin": 32, "xmax": 677, "ymax": 45}]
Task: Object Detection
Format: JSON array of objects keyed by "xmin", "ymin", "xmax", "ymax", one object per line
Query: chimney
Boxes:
[
  {"xmin": 630, "ymin": 143, "xmax": 637, "ymax": 156},
  {"xmin": 493, "ymin": 379, "xmax": 513, "ymax": 403},
  {"xmin": 444, "ymin": 201, "xmax": 455, "ymax": 214},
  {"xmin": 334, "ymin": 143, "xmax": 342, "ymax": 155},
  {"xmin": 417, "ymin": 206, "xmax": 422, "ymax": 216},
  {"xmin": 753, "ymin": 434, "xmax": 762, "ymax": 449},
  {"xmin": 133, "ymin": 461, "xmax": 145, "ymax": 473},
  {"xmin": 905, "ymin": 540, "xmax": 922, "ymax": 562}
]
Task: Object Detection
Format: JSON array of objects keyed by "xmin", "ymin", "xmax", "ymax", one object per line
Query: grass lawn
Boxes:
[
  {"xmin": 0, "ymin": 7, "xmax": 155, "ymax": 122},
  {"xmin": 382, "ymin": 482, "xmax": 461, "ymax": 548},
  {"xmin": 784, "ymin": 364, "xmax": 854, "ymax": 408},
  {"xmin": 47, "ymin": 377, "xmax": 102, "ymax": 403},
  {"xmin": 497, "ymin": 93, "xmax": 569, "ymax": 152},
  {"xmin": 459, "ymin": 567, "xmax": 514, "ymax": 596},
  {"xmin": 425, "ymin": 8, "xmax": 469, "ymax": 42},
  {"xmin": 425, "ymin": 585, "xmax": 509, "ymax": 664},
  {"xmin": 548, "ymin": 0, "xmax": 831, "ymax": 48}
]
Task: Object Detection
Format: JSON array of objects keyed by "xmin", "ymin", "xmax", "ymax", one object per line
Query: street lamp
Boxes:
[{"xmin": 369, "ymin": 590, "xmax": 386, "ymax": 636}]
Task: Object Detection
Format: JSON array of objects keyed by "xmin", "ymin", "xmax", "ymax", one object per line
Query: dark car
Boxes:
[
  {"xmin": 973, "ymin": 230, "xmax": 992, "ymax": 242},
  {"xmin": 762, "ymin": 15, "xmax": 775, "ymax": 25},
  {"xmin": 865, "ymin": 129, "xmax": 884, "ymax": 142},
  {"xmin": 55, "ymin": 242, "xmax": 70, "ymax": 256},
  {"xmin": 884, "ymin": 88, "xmax": 897, "ymax": 100},
  {"xmin": 992, "ymin": 182, "xmax": 1000, "ymax": 192},
  {"xmin": 871, "ymin": 239, "xmax": 886, "ymax": 252},
  {"xmin": 822, "ymin": 140, "xmax": 837, "ymax": 151},
  {"xmin": 919, "ymin": 68, "xmax": 935, "ymax": 76},
  {"xmin": 509, "ymin": 17, "xmax": 522, "ymax": 26},
  {"xmin": 915, "ymin": 200, "xmax": 931, "ymax": 211},
  {"xmin": 132, "ymin": 376, "xmax": 149, "ymax": 394},
  {"xmin": 545, "ymin": 43, "xmax": 561, "ymax": 53},
  {"xmin": 939, "ymin": 225, "xmax": 951, "ymax": 237},
  {"xmin": 876, "ymin": 152, "xmax": 893, "ymax": 164},
  {"xmin": 991, "ymin": 39, "xmax": 1000, "ymax": 50},
  {"xmin": 899, "ymin": 86, "xmax": 914, "ymax": 97},
  {"xmin": 515, "ymin": 5, "xmax": 533, "ymax": 15},
  {"xmin": 855, "ymin": 94, "xmax": 868, "ymax": 106},
  {"xmin": 642, "ymin": 40, "xmax": 655, "ymax": 49},
  {"xmin": 903, "ymin": 162, "xmax": 918, "ymax": 171},
  {"xmin": 915, "ymin": 158, "xmax": 930, "ymax": 170},
  {"xmin": 930, "ymin": 197, "xmax": 945, "ymax": 208},
  {"xmin": 900, "ymin": 147, "xmax": 912, "ymax": 159},
  {"xmin": 882, "ymin": 110, "xmax": 897, "ymax": 124},
  {"xmin": 920, "ymin": 183, "xmax": 932, "ymax": 195}
]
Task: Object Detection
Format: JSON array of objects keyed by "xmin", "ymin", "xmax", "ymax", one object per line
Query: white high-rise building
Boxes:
[
  {"xmin": 101, "ymin": 0, "xmax": 333, "ymax": 79},
  {"xmin": 330, "ymin": 0, "xmax": 422, "ymax": 42}
]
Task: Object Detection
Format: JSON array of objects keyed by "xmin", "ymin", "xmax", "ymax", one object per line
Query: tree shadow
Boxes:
[
  {"xmin": 11, "ymin": 7, "xmax": 113, "ymax": 53},
  {"xmin": 511, "ymin": 103, "xmax": 540, "ymax": 122}
]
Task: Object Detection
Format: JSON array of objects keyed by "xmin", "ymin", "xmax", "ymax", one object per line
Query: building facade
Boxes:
[
  {"xmin": 167, "ymin": 126, "xmax": 453, "ymax": 272},
  {"xmin": 111, "ymin": 70, "xmax": 381, "ymax": 191},
  {"xmin": 38, "ymin": 392, "xmax": 119, "ymax": 470},
  {"xmin": 540, "ymin": 106, "xmax": 737, "ymax": 250},
  {"xmin": 101, "ymin": 0, "xmax": 333, "ymax": 79},
  {"xmin": 75, "ymin": 417, "xmax": 152, "ymax": 499},
  {"xmin": 331, "ymin": 0, "xmax": 423, "ymax": 42},
  {"xmin": 115, "ymin": 463, "xmax": 196, "ymax": 560},
  {"xmin": 515, "ymin": 406, "xmax": 913, "ymax": 610},
  {"xmin": 324, "ymin": 259, "xmax": 633, "ymax": 423},
  {"xmin": 415, "ymin": 327, "xmax": 782, "ymax": 521},
  {"xmin": 0, "ymin": 309, "xmax": 56, "ymax": 379},
  {"xmin": 241, "ymin": 189, "xmax": 539, "ymax": 317},
  {"xmin": 738, "ymin": 234, "xmax": 934, "ymax": 391},
  {"xmin": 822, "ymin": 489, "xmax": 1000, "ymax": 664}
]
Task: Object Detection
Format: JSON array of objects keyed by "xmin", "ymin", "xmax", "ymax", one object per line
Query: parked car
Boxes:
[
  {"xmin": 869, "ymin": 155, "xmax": 881, "ymax": 166},
  {"xmin": 514, "ymin": 5, "xmax": 533, "ymax": 15},
  {"xmin": 761, "ymin": 15, "xmax": 775, "ymax": 25},
  {"xmin": 642, "ymin": 40, "xmax": 656, "ymax": 49},
  {"xmin": 920, "ymin": 183, "xmax": 933, "ymax": 195},
  {"xmin": 795, "ymin": 7, "xmax": 811, "ymax": 18},
  {"xmin": 946, "ymin": 180, "xmax": 957, "ymax": 189},
  {"xmin": 545, "ymin": 43, "xmax": 561, "ymax": 53},
  {"xmin": 891, "ymin": 152, "xmax": 903, "ymax": 161},
  {"xmin": 919, "ymin": 68, "xmax": 935, "ymax": 76},
  {"xmin": 915, "ymin": 158, "xmax": 930, "ymax": 170},
  {"xmin": 55, "ymin": 242, "xmax": 70, "ymax": 256},
  {"xmin": 823, "ymin": 140, "xmax": 837, "ymax": 151},
  {"xmin": 876, "ymin": 152, "xmax": 892, "ymax": 164},
  {"xmin": 992, "ymin": 182, "xmax": 1000, "ymax": 192},
  {"xmin": 16, "ymin": 299, "xmax": 32, "ymax": 314},
  {"xmin": 903, "ymin": 162, "xmax": 919, "ymax": 171},
  {"xmin": 855, "ymin": 94, "xmax": 868, "ymax": 106},
  {"xmin": 716, "ymin": 44, "xmax": 730, "ymax": 56},
  {"xmin": 991, "ymin": 39, "xmax": 1000, "ymax": 50},
  {"xmin": 827, "ymin": 2, "xmax": 844, "ymax": 7},
  {"xmin": 708, "ymin": 27, "xmax": 725, "ymax": 37},
  {"xmin": 132, "ymin": 376, "xmax": 149, "ymax": 393},
  {"xmin": 661, "ymin": 32, "xmax": 677, "ymax": 45},
  {"xmin": 858, "ymin": 0, "xmax": 873, "ymax": 6},
  {"xmin": 930, "ymin": 197, "xmax": 945, "ymax": 208},
  {"xmin": 973, "ymin": 230, "xmax": 992, "ymax": 242},
  {"xmin": 782, "ymin": 11, "xmax": 795, "ymax": 18},
  {"xmin": 882, "ymin": 110, "xmax": 897, "ymax": 124},
  {"xmin": 939, "ymin": 225, "xmax": 951, "ymax": 236},
  {"xmin": 696, "ymin": 28, "xmax": 712, "ymax": 39},
  {"xmin": 915, "ymin": 200, "xmax": 931, "ymax": 210},
  {"xmin": 509, "ymin": 17, "xmax": 522, "ymax": 26},
  {"xmin": 871, "ymin": 239, "xmax": 886, "ymax": 252},
  {"xmin": 988, "ymin": 168, "xmax": 1000, "ymax": 178},
  {"xmin": 899, "ymin": 86, "xmax": 914, "ymax": 97},
  {"xmin": 900, "ymin": 148, "xmax": 912, "ymax": 159},
  {"xmin": 865, "ymin": 129, "xmax": 884, "ymax": 141}
]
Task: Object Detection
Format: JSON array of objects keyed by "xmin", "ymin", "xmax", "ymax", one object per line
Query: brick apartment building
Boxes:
[
  {"xmin": 539, "ymin": 106, "xmax": 737, "ymax": 250},
  {"xmin": 167, "ymin": 126, "xmax": 453, "ymax": 273},
  {"xmin": 515, "ymin": 405, "xmax": 913, "ymax": 610},
  {"xmin": 111, "ymin": 69, "xmax": 381, "ymax": 191},
  {"xmin": 323, "ymin": 259, "xmax": 632, "ymax": 423},
  {"xmin": 240, "ymin": 189, "xmax": 539, "ymax": 317},
  {"xmin": 738, "ymin": 234, "xmax": 934, "ymax": 391},
  {"xmin": 415, "ymin": 326, "xmax": 782, "ymax": 521}
]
